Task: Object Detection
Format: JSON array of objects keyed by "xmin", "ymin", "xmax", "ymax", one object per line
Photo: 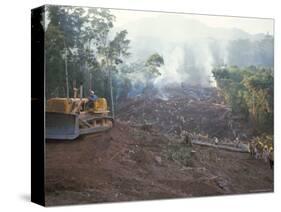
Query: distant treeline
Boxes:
[
  {"xmin": 227, "ymin": 36, "xmax": 274, "ymax": 67},
  {"xmin": 212, "ymin": 66, "xmax": 273, "ymax": 134}
]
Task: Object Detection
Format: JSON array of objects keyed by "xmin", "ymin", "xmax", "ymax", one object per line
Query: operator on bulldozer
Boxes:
[{"xmin": 87, "ymin": 90, "xmax": 98, "ymax": 109}]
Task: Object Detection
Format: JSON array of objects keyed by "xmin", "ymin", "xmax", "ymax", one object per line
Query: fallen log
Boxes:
[{"xmin": 192, "ymin": 140, "xmax": 249, "ymax": 153}]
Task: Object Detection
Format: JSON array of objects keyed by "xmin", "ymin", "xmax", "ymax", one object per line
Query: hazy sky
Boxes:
[{"xmin": 111, "ymin": 9, "xmax": 274, "ymax": 35}]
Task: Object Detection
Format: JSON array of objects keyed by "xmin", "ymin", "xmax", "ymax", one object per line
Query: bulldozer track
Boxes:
[{"xmin": 79, "ymin": 116, "xmax": 114, "ymax": 135}]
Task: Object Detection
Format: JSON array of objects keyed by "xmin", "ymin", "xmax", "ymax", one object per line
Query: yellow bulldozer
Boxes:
[{"xmin": 46, "ymin": 87, "xmax": 114, "ymax": 140}]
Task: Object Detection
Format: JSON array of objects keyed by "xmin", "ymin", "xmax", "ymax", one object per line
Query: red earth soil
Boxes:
[{"xmin": 45, "ymin": 122, "xmax": 273, "ymax": 206}]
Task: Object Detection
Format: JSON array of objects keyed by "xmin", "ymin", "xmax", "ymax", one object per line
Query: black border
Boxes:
[{"xmin": 31, "ymin": 5, "xmax": 45, "ymax": 206}]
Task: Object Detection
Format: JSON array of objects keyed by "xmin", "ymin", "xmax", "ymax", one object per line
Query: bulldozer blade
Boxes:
[{"xmin": 46, "ymin": 112, "xmax": 80, "ymax": 140}]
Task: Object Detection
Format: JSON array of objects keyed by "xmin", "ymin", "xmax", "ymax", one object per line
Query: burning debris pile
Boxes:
[{"xmin": 117, "ymin": 84, "xmax": 251, "ymax": 139}]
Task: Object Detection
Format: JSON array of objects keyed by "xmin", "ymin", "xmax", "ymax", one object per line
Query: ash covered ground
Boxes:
[{"xmin": 117, "ymin": 84, "xmax": 250, "ymax": 139}]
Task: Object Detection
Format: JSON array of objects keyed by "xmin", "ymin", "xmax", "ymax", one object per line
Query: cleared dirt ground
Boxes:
[{"xmin": 45, "ymin": 122, "xmax": 273, "ymax": 206}]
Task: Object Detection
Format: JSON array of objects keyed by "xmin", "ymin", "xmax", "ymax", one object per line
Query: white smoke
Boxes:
[
  {"xmin": 153, "ymin": 46, "xmax": 186, "ymax": 88},
  {"xmin": 114, "ymin": 13, "xmax": 268, "ymax": 94}
]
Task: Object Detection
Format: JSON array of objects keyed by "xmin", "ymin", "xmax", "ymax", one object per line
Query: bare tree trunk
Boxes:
[
  {"xmin": 109, "ymin": 67, "xmax": 115, "ymax": 118},
  {"xmin": 104, "ymin": 77, "xmax": 107, "ymax": 99},
  {"xmin": 64, "ymin": 40, "xmax": 69, "ymax": 99},
  {"xmin": 89, "ymin": 72, "xmax": 92, "ymax": 91}
]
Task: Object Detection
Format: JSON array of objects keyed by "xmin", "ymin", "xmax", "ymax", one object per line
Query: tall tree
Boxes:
[{"xmin": 98, "ymin": 30, "xmax": 130, "ymax": 117}]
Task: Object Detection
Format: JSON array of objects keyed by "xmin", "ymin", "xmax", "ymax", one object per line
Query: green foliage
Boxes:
[
  {"xmin": 167, "ymin": 142, "xmax": 193, "ymax": 167},
  {"xmin": 111, "ymin": 52, "xmax": 165, "ymax": 100},
  {"xmin": 212, "ymin": 66, "xmax": 273, "ymax": 133},
  {"xmin": 98, "ymin": 30, "xmax": 130, "ymax": 70},
  {"xmin": 146, "ymin": 53, "xmax": 164, "ymax": 67},
  {"xmin": 121, "ymin": 53, "xmax": 164, "ymax": 78},
  {"xmin": 145, "ymin": 53, "xmax": 164, "ymax": 76},
  {"xmin": 45, "ymin": 24, "xmax": 65, "ymax": 97}
]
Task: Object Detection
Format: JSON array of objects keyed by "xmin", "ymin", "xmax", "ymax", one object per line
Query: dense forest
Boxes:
[
  {"xmin": 45, "ymin": 6, "xmax": 130, "ymax": 117},
  {"xmin": 212, "ymin": 66, "xmax": 273, "ymax": 133}
]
